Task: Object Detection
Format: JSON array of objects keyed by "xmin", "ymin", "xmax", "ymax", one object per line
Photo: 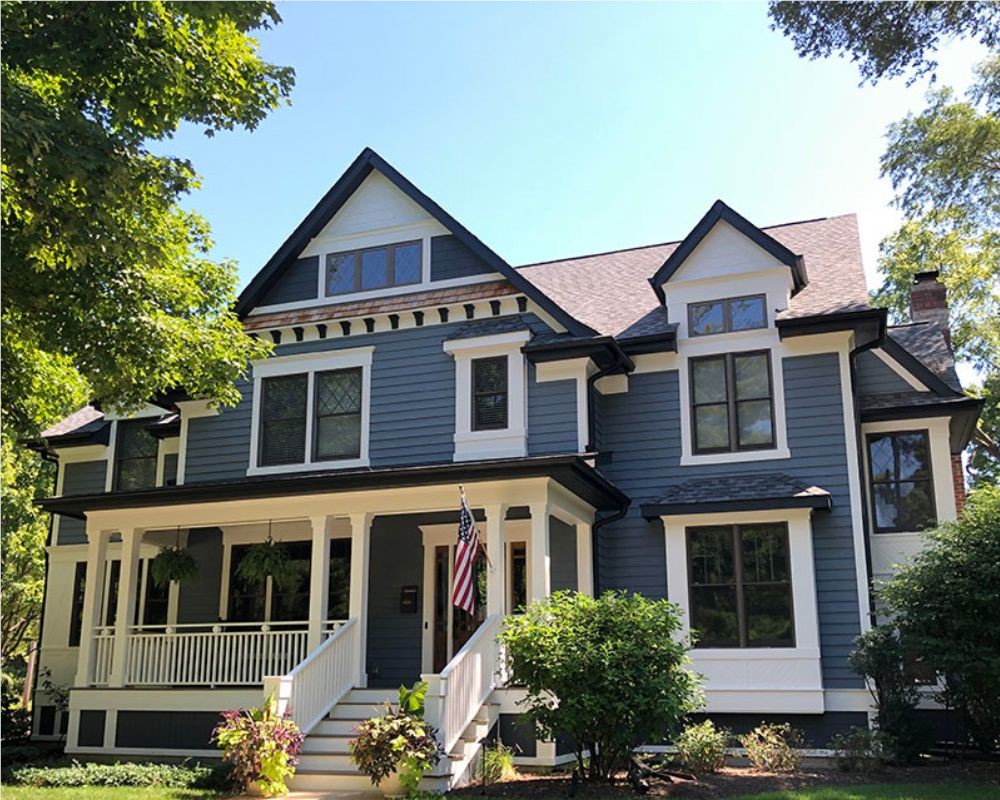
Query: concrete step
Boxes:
[{"xmin": 288, "ymin": 769, "xmax": 380, "ymax": 793}]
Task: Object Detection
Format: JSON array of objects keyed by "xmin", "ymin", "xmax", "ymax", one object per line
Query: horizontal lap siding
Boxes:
[
  {"xmin": 184, "ymin": 381, "xmax": 253, "ymax": 482},
  {"xmin": 855, "ymin": 350, "xmax": 912, "ymax": 394},
  {"xmin": 177, "ymin": 528, "xmax": 224, "ymax": 624},
  {"xmin": 598, "ymin": 354, "xmax": 863, "ymax": 689},
  {"xmin": 528, "ymin": 367, "xmax": 577, "ymax": 456},
  {"xmin": 430, "ymin": 235, "xmax": 494, "ymax": 281},
  {"xmin": 549, "ymin": 516, "xmax": 578, "ymax": 592},
  {"xmin": 259, "ymin": 256, "xmax": 319, "ymax": 307},
  {"xmin": 58, "ymin": 461, "xmax": 107, "ymax": 544}
]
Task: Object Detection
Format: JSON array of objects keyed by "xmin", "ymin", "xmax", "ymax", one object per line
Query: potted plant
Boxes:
[
  {"xmin": 350, "ymin": 682, "xmax": 444, "ymax": 797},
  {"xmin": 149, "ymin": 530, "xmax": 198, "ymax": 588},
  {"xmin": 212, "ymin": 693, "xmax": 304, "ymax": 797}
]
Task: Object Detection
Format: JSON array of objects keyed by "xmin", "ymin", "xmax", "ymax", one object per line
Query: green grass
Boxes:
[
  {"xmin": 720, "ymin": 787, "xmax": 1000, "ymax": 800},
  {"xmin": 0, "ymin": 789, "xmax": 226, "ymax": 800}
]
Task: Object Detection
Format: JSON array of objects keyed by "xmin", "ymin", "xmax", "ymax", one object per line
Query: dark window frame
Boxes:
[
  {"xmin": 312, "ymin": 367, "xmax": 363, "ymax": 463},
  {"xmin": 113, "ymin": 419, "xmax": 159, "ymax": 491},
  {"xmin": 258, "ymin": 373, "xmax": 309, "ymax": 467},
  {"xmin": 471, "ymin": 355, "xmax": 509, "ymax": 432},
  {"xmin": 866, "ymin": 430, "xmax": 937, "ymax": 534},
  {"xmin": 690, "ymin": 350, "xmax": 776, "ymax": 454},
  {"xmin": 688, "ymin": 294, "xmax": 768, "ymax": 337},
  {"xmin": 687, "ymin": 523, "xmax": 795, "ymax": 649},
  {"xmin": 324, "ymin": 240, "xmax": 423, "ymax": 296}
]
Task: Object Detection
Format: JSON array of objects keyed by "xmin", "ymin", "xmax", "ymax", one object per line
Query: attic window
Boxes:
[
  {"xmin": 325, "ymin": 241, "xmax": 422, "ymax": 296},
  {"xmin": 689, "ymin": 295, "xmax": 766, "ymax": 336}
]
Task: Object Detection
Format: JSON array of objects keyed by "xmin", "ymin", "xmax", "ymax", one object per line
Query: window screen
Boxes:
[{"xmin": 472, "ymin": 356, "xmax": 508, "ymax": 431}]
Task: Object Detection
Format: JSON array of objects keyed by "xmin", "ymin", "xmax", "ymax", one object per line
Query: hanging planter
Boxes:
[
  {"xmin": 150, "ymin": 543, "xmax": 199, "ymax": 588},
  {"xmin": 236, "ymin": 525, "xmax": 299, "ymax": 591}
]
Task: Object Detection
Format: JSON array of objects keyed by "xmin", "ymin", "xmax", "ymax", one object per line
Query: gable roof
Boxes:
[
  {"xmin": 517, "ymin": 214, "xmax": 870, "ymax": 338},
  {"xmin": 885, "ymin": 322, "xmax": 962, "ymax": 394},
  {"xmin": 647, "ymin": 200, "xmax": 808, "ymax": 302},
  {"xmin": 236, "ymin": 147, "xmax": 595, "ymax": 337}
]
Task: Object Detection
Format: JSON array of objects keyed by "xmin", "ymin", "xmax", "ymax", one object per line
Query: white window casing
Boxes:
[
  {"xmin": 443, "ymin": 331, "xmax": 531, "ymax": 462},
  {"xmin": 247, "ymin": 346, "xmax": 374, "ymax": 476}
]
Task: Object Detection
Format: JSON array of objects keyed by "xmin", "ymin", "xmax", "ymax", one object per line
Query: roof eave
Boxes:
[
  {"xmin": 640, "ymin": 494, "xmax": 832, "ymax": 519},
  {"xmin": 777, "ymin": 308, "xmax": 886, "ymax": 348}
]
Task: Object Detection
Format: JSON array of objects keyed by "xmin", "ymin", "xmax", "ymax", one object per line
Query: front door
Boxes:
[{"xmin": 429, "ymin": 542, "xmax": 487, "ymax": 672}]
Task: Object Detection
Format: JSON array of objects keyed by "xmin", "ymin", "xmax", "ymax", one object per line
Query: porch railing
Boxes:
[
  {"xmin": 89, "ymin": 620, "xmax": 349, "ymax": 687},
  {"xmin": 264, "ymin": 617, "xmax": 358, "ymax": 734},
  {"xmin": 424, "ymin": 613, "xmax": 504, "ymax": 754}
]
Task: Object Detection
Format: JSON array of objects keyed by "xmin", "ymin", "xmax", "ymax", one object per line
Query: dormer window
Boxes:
[
  {"xmin": 114, "ymin": 420, "xmax": 158, "ymax": 490},
  {"xmin": 325, "ymin": 241, "xmax": 422, "ymax": 296},
  {"xmin": 689, "ymin": 294, "xmax": 766, "ymax": 336},
  {"xmin": 691, "ymin": 351, "xmax": 775, "ymax": 453}
]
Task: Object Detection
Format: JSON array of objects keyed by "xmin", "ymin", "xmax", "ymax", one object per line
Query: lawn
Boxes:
[{"xmin": 3, "ymin": 785, "xmax": 999, "ymax": 800}]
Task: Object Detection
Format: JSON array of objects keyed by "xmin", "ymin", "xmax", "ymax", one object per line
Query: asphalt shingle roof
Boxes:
[
  {"xmin": 887, "ymin": 322, "xmax": 962, "ymax": 393},
  {"xmin": 516, "ymin": 215, "xmax": 870, "ymax": 338},
  {"xmin": 641, "ymin": 472, "xmax": 832, "ymax": 516}
]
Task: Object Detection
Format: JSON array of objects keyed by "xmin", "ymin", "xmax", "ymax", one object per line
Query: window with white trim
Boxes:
[
  {"xmin": 114, "ymin": 419, "xmax": 158, "ymax": 490},
  {"xmin": 471, "ymin": 356, "xmax": 509, "ymax": 431},
  {"xmin": 325, "ymin": 241, "xmax": 422, "ymax": 296},
  {"xmin": 690, "ymin": 351, "xmax": 775, "ymax": 453},
  {"xmin": 866, "ymin": 430, "xmax": 936, "ymax": 533},
  {"xmin": 689, "ymin": 294, "xmax": 767, "ymax": 336}
]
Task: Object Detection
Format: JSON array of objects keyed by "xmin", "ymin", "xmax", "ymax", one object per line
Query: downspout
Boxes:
[{"xmin": 590, "ymin": 499, "xmax": 630, "ymax": 596}]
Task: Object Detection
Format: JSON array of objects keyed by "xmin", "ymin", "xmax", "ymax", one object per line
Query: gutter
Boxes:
[{"xmin": 585, "ymin": 343, "xmax": 634, "ymax": 453}]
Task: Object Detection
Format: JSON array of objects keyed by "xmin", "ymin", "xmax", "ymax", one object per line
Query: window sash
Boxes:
[
  {"xmin": 690, "ymin": 351, "xmax": 775, "ymax": 454},
  {"xmin": 259, "ymin": 374, "xmax": 309, "ymax": 467},
  {"xmin": 687, "ymin": 523, "xmax": 795, "ymax": 649},
  {"xmin": 312, "ymin": 368, "xmax": 363, "ymax": 462},
  {"xmin": 325, "ymin": 240, "xmax": 422, "ymax": 296},
  {"xmin": 866, "ymin": 431, "xmax": 937, "ymax": 533},
  {"xmin": 689, "ymin": 294, "xmax": 767, "ymax": 337},
  {"xmin": 114, "ymin": 420, "xmax": 158, "ymax": 491},
  {"xmin": 471, "ymin": 355, "xmax": 509, "ymax": 431}
]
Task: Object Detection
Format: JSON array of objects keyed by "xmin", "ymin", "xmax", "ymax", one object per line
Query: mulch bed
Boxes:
[{"xmin": 452, "ymin": 761, "xmax": 1000, "ymax": 798}]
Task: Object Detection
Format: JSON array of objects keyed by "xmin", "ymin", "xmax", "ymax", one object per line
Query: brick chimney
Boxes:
[{"xmin": 910, "ymin": 270, "xmax": 951, "ymax": 347}]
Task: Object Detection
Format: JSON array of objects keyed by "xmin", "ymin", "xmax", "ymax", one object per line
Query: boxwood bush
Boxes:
[{"xmin": 7, "ymin": 760, "xmax": 226, "ymax": 788}]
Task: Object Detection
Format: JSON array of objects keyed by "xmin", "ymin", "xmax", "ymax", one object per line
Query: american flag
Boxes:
[{"xmin": 452, "ymin": 489, "xmax": 480, "ymax": 615}]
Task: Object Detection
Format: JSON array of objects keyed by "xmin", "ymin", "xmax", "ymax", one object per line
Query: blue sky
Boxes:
[{"xmin": 157, "ymin": 2, "xmax": 985, "ymax": 293}]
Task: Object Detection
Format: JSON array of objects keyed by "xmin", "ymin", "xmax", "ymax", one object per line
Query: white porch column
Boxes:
[
  {"xmin": 348, "ymin": 512, "xmax": 373, "ymax": 687},
  {"xmin": 307, "ymin": 515, "xmax": 333, "ymax": 651},
  {"xmin": 575, "ymin": 520, "xmax": 594, "ymax": 596},
  {"xmin": 528, "ymin": 502, "xmax": 551, "ymax": 602},
  {"xmin": 484, "ymin": 504, "xmax": 508, "ymax": 616},
  {"xmin": 74, "ymin": 524, "xmax": 111, "ymax": 687},
  {"xmin": 109, "ymin": 526, "xmax": 143, "ymax": 686}
]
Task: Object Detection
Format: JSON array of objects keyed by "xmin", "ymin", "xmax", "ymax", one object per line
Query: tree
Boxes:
[
  {"xmin": 768, "ymin": 2, "xmax": 1000, "ymax": 86},
  {"xmin": 498, "ymin": 591, "xmax": 701, "ymax": 781},
  {"xmin": 878, "ymin": 486, "xmax": 1000, "ymax": 752},
  {"xmin": 873, "ymin": 58, "xmax": 1000, "ymax": 481},
  {"xmin": 1, "ymin": 1, "xmax": 291, "ymax": 434}
]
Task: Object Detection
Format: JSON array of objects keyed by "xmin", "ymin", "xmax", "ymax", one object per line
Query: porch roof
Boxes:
[{"xmin": 40, "ymin": 454, "xmax": 627, "ymax": 519}]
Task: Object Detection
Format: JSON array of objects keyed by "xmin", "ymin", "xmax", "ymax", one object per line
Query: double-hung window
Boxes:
[
  {"xmin": 690, "ymin": 351, "xmax": 774, "ymax": 453},
  {"xmin": 114, "ymin": 420, "xmax": 158, "ymax": 490},
  {"xmin": 688, "ymin": 523, "xmax": 794, "ymax": 648},
  {"xmin": 255, "ymin": 352, "xmax": 369, "ymax": 470},
  {"xmin": 325, "ymin": 241, "xmax": 422, "ymax": 296},
  {"xmin": 867, "ymin": 430, "xmax": 936, "ymax": 533},
  {"xmin": 471, "ymin": 356, "xmax": 509, "ymax": 431}
]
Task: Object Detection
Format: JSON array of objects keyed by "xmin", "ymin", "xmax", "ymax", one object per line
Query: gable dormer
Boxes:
[
  {"xmin": 237, "ymin": 148, "xmax": 592, "ymax": 338},
  {"xmin": 648, "ymin": 201, "xmax": 807, "ymax": 340}
]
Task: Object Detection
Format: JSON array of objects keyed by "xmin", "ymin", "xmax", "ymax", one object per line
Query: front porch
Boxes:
[{"xmin": 60, "ymin": 465, "xmax": 618, "ymax": 758}]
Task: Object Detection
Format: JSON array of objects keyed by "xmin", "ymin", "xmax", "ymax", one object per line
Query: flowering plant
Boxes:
[{"xmin": 212, "ymin": 694, "xmax": 304, "ymax": 797}]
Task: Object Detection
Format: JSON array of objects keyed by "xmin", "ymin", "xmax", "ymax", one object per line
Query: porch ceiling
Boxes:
[{"xmin": 40, "ymin": 454, "xmax": 627, "ymax": 519}]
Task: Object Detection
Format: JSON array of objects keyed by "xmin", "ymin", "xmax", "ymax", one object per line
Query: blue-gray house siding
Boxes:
[
  {"xmin": 259, "ymin": 256, "xmax": 319, "ymax": 307},
  {"xmin": 430, "ymin": 235, "xmax": 495, "ymax": 282},
  {"xmin": 597, "ymin": 353, "xmax": 863, "ymax": 689},
  {"xmin": 58, "ymin": 461, "xmax": 107, "ymax": 544},
  {"xmin": 182, "ymin": 314, "xmax": 574, "ymax": 482},
  {"xmin": 855, "ymin": 350, "xmax": 913, "ymax": 395}
]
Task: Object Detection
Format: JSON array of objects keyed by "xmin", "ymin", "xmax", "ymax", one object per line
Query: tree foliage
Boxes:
[
  {"xmin": 768, "ymin": 2, "xmax": 1000, "ymax": 85},
  {"xmin": 499, "ymin": 591, "xmax": 701, "ymax": 782},
  {"xmin": 878, "ymin": 486, "xmax": 1000, "ymax": 751},
  {"xmin": 873, "ymin": 58, "xmax": 1000, "ymax": 481},
  {"xmin": 1, "ymin": 1, "xmax": 290, "ymax": 433}
]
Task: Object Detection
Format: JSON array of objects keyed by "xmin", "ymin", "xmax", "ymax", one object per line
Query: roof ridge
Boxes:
[{"xmin": 516, "ymin": 214, "xmax": 847, "ymax": 272}]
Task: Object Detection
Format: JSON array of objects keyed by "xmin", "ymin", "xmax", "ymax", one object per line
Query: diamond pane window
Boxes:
[
  {"xmin": 690, "ymin": 351, "xmax": 774, "ymax": 453},
  {"xmin": 360, "ymin": 249, "xmax": 389, "ymax": 291},
  {"xmin": 114, "ymin": 419, "xmax": 158, "ymax": 490},
  {"xmin": 259, "ymin": 374, "xmax": 308, "ymax": 466},
  {"xmin": 393, "ymin": 242, "xmax": 422, "ymax": 285},
  {"xmin": 313, "ymin": 368, "xmax": 363, "ymax": 461},
  {"xmin": 326, "ymin": 253, "xmax": 357, "ymax": 295},
  {"xmin": 324, "ymin": 241, "xmax": 422, "ymax": 296},
  {"xmin": 867, "ymin": 431, "xmax": 936, "ymax": 533},
  {"xmin": 472, "ymin": 356, "xmax": 508, "ymax": 431}
]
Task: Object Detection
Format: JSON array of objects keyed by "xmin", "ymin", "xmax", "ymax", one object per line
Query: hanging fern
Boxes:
[
  {"xmin": 236, "ymin": 539, "xmax": 300, "ymax": 591},
  {"xmin": 150, "ymin": 546, "xmax": 199, "ymax": 588}
]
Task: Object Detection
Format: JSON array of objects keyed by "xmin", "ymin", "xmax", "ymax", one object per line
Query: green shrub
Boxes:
[
  {"xmin": 738, "ymin": 723, "xmax": 803, "ymax": 772},
  {"xmin": 212, "ymin": 693, "xmax": 304, "ymax": 797},
  {"xmin": 7, "ymin": 760, "xmax": 220, "ymax": 788},
  {"xmin": 350, "ymin": 682, "xmax": 444, "ymax": 794},
  {"xmin": 499, "ymin": 591, "xmax": 701, "ymax": 782},
  {"xmin": 481, "ymin": 742, "xmax": 516, "ymax": 783},
  {"xmin": 830, "ymin": 726, "xmax": 889, "ymax": 774},
  {"xmin": 675, "ymin": 719, "xmax": 729, "ymax": 773}
]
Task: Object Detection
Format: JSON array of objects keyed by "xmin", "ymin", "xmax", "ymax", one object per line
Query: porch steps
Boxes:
[{"xmin": 288, "ymin": 689, "xmax": 499, "ymax": 794}]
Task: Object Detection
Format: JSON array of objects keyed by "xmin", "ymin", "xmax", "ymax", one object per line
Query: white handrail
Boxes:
[
  {"xmin": 423, "ymin": 614, "xmax": 503, "ymax": 754},
  {"xmin": 264, "ymin": 618, "xmax": 358, "ymax": 735}
]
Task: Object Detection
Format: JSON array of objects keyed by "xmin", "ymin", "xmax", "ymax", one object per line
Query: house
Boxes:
[{"xmin": 29, "ymin": 148, "xmax": 981, "ymax": 789}]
